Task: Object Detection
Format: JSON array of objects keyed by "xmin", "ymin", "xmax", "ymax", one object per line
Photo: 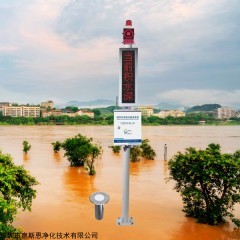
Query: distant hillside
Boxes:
[
  {"xmin": 187, "ymin": 104, "xmax": 221, "ymax": 112},
  {"xmin": 64, "ymin": 99, "xmax": 115, "ymax": 108},
  {"xmin": 154, "ymin": 102, "xmax": 185, "ymax": 110}
]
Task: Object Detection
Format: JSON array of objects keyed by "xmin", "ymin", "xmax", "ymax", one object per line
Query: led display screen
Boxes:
[{"xmin": 122, "ymin": 50, "xmax": 135, "ymax": 104}]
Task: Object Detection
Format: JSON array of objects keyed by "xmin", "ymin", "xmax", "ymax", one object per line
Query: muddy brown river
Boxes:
[{"xmin": 0, "ymin": 126, "xmax": 240, "ymax": 240}]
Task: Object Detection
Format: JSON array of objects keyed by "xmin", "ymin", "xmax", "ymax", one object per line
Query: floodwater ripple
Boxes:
[{"xmin": 0, "ymin": 126, "xmax": 239, "ymax": 240}]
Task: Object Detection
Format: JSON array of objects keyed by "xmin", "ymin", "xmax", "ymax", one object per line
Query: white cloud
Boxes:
[
  {"xmin": 158, "ymin": 89, "xmax": 240, "ymax": 107},
  {"xmin": 0, "ymin": 0, "xmax": 239, "ymax": 104},
  {"xmin": 0, "ymin": 45, "xmax": 18, "ymax": 52}
]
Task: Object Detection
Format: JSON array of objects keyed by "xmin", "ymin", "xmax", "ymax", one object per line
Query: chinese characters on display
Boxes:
[{"xmin": 122, "ymin": 50, "xmax": 135, "ymax": 104}]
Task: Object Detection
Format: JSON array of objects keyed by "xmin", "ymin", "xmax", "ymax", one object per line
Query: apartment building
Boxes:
[
  {"xmin": 0, "ymin": 102, "xmax": 11, "ymax": 107},
  {"xmin": 41, "ymin": 110, "xmax": 62, "ymax": 118},
  {"xmin": 217, "ymin": 107, "xmax": 236, "ymax": 119},
  {"xmin": 79, "ymin": 110, "xmax": 94, "ymax": 118},
  {"xmin": 136, "ymin": 106, "xmax": 154, "ymax": 118},
  {"xmin": 41, "ymin": 109, "xmax": 94, "ymax": 118},
  {"xmin": 2, "ymin": 106, "xmax": 23, "ymax": 117},
  {"xmin": 40, "ymin": 100, "xmax": 54, "ymax": 109},
  {"xmin": 22, "ymin": 106, "xmax": 40, "ymax": 117},
  {"xmin": 0, "ymin": 102, "xmax": 11, "ymax": 113},
  {"xmin": 153, "ymin": 110, "xmax": 185, "ymax": 118},
  {"xmin": 2, "ymin": 106, "xmax": 40, "ymax": 117}
]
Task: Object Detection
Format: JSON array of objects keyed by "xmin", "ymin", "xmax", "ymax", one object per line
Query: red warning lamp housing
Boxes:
[{"xmin": 123, "ymin": 20, "xmax": 135, "ymax": 45}]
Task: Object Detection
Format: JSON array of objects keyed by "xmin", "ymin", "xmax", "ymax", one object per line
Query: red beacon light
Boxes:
[
  {"xmin": 126, "ymin": 20, "xmax": 132, "ymax": 26},
  {"xmin": 123, "ymin": 20, "xmax": 134, "ymax": 45}
]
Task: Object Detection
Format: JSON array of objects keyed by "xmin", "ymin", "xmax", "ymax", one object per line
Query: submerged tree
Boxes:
[
  {"xmin": 130, "ymin": 146, "xmax": 142, "ymax": 162},
  {"xmin": 52, "ymin": 141, "xmax": 62, "ymax": 153},
  {"xmin": 61, "ymin": 134, "xmax": 101, "ymax": 175},
  {"xmin": 140, "ymin": 139, "xmax": 156, "ymax": 160},
  {"xmin": 131, "ymin": 139, "xmax": 156, "ymax": 162},
  {"xmin": 0, "ymin": 151, "xmax": 38, "ymax": 234},
  {"xmin": 109, "ymin": 145, "xmax": 121, "ymax": 154},
  {"xmin": 85, "ymin": 145, "xmax": 101, "ymax": 175},
  {"xmin": 23, "ymin": 140, "xmax": 31, "ymax": 153},
  {"xmin": 168, "ymin": 143, "xmax": 240, "ymax": 227},
  {"xmin": 109, "ymin": 139, "xmax": 156, "ymax": 162}
]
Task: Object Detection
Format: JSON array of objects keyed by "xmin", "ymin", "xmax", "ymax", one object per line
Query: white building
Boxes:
[
  {"xmin": 2, "ymin": 106, "xmax": 40, "ymax": 117},
  {"xmin": 217, "ymin": 107, "xmax": 236, "ymax": 119},
  {"xmin": 22, "ymin": 106, "xmax": 40, "ymax": 117},
  {"xmin": 41, "ymin": 100, "xmax": 54, "ymax": 109},
  {"xmin": 0, "ymin": 102, "xmax": 11, "ymax": 114},
  {"xmin": 79, "ymin": 111, "xmax": 94, "ymax": 118},
  {"xmin": 153, "ymin": 110, "xmax": 185, "ymax": 118},
  {"xmin": 136, "ymin": 106, "xmax": 154, "ymax": 118},
  {"xmin": 41, "ymin": 109, "xmax": 94, "ymax": 118}
]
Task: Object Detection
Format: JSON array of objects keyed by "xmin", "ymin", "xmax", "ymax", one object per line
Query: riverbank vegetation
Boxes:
[
  {"xmin": 0, "ymin": 152, "xmax": 38, "ymax": 234},
  {"xmin": 0, "ymin": 113, "xmax": 239, "ymax": 126},
  {"xmin": 168, "ymin": 144, "xmax": 240, "ymax": 227}
]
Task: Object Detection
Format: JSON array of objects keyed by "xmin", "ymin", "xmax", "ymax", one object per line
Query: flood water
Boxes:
[{"xmin": 0, "ymin": 126, "xmax": 240, "ymax": 240}]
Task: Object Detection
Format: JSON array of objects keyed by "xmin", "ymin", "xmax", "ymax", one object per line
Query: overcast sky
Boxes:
[{"xmin": 0, "ymin": 0, "xmax": 239, "ymax": 107}]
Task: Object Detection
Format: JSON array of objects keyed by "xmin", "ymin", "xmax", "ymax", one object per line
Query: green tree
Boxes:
[
  {"xmin": 130, "ymin": 146, "xmax": 142, "ymax": 162},
  {"xmin": 105, "ymin": 115, "xmax": 114, "ymax": 125},
  {"xmin": 109, "ymin": 139, "xmax": 156, "ymax": 161},
  {"xmin": 52, "ymin": 141, "xmax": 62, "ymax": 153},
  {"xmin": 23, "ymin": 140, "xmax": 31, "ymax": 153},
  {"xmin": 130, "ymin": 139, "xmax": 156, "ymax": 162},
  {"xmin": 61, "ymin": 134, "xmax": 101, "ymax": 175},
  {"xmin": 92, "ymin": 109, "xmax": 101, "ymax": 117},
  {"xmin": 168, "ymin": 144, "xmax": 240, "ymax": 226},
  {"xmin": 140, "ymin": 139, "xmax": 156, "ymax": 160},
  {"xmin": 109, "ymin": 145, "xmax": 121, "ymax": 153},
  {"xmin": 71, "ymin": 106, "xmax": 79, "ymax": 113},
  {"xmin": 85, "ymin": 145, "xmax": 101, "ymax": 175},
  {"xmin": 0, "ymin": 151, "xmax": 38, "ymax": 234},
  {"xmin": 66, "ymin": 106, "xmax": 79, "ymax": 113}
]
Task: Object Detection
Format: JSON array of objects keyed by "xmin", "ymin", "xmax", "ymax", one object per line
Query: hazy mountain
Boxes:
[
  {"xmin": 187, "ymin": 104, "xmax": 222, "ymax": 112},
  {"xmin": 154, "ymin": 102, "xmax": 186, "ymax": 110},
  {"xmin": 63, "ymin": 99, "xmax": 115, "ymax": 108}
]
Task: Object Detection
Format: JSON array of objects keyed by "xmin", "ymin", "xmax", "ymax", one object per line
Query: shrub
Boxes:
[
  {"xmin": 0, "ymin": 151, "xmax": 38, "ymax": 234},
  {"xmin": 131, "ymin": 139, "xmax": 156, "ymax": 162},
  {"xmin": 109, "ymin": 145, "xmax": 121, "ymax": 153},
  {"xmin": 168, "ymin": 143, "xmax": 240, "ymax": 226},
  {"xmin": 109, "ymin": 139, "xmax": 156, "ymax": 162},
  {"xmin": 130, "ymin": 146, "xmax": 142, "ymax": 162},
  {"xmin": 140, "ymin": 139, "xmax": 156, "ymax": 160},
  {"xmin": 52, "ymin": 141, "xmax": 62, "ymax": 152},
  {"xmin": 23, "ymin": 140, "xmax": 31, "ymax": 153}
]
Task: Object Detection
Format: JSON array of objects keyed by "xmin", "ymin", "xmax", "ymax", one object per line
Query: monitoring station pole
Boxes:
[
  {"xmin": 114, "ymin": 20, "xmax": 141, "ymax": 226},
  {"xmin": 118, "ymin": 145, "xmax": 132, "ymax": 225}
]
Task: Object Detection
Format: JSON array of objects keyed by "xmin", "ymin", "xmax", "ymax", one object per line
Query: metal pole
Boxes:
[
  {"xmin": 117, "ymin": 145, "xmax": 134, "ymax": 225},
  {"xmin": 164, "ymin": 144, "xmax": 167, "ymax": 161},
  {"xmin": 122, "ymin": 145, "xmax": 130, "ymax": 221}
]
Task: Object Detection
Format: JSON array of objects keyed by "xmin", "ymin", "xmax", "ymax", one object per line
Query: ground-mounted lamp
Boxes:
[{"xmin": 89, "ymin": 192, "xmax": 110, "ymax": 220}]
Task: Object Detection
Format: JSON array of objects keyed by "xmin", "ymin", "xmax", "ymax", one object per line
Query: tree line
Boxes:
[{"xmin": 1, "ymin": 113, "xmax": 239, "ymax": 126}]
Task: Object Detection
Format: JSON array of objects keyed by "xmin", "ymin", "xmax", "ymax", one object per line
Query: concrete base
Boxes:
[{"xmin": 116, "ymin": 217, "xmax": 134, "ymax": 226}]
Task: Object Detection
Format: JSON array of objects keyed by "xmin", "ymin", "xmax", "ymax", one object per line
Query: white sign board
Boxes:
[{"xmin": 114, "ymin": 110, "xmax": 142, "ymax": 146}]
